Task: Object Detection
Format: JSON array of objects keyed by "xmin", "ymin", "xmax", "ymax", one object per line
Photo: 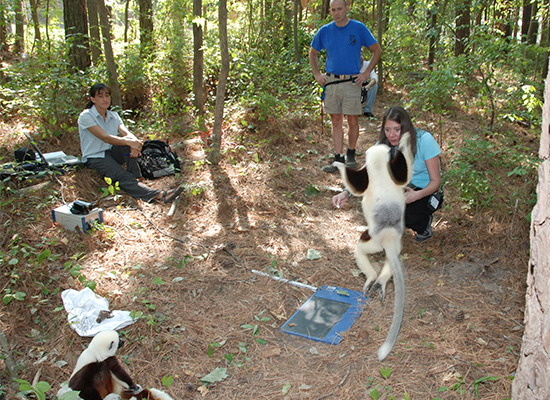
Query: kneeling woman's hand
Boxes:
[{"xmin": 333, "ymin": 191, "xmax": 349, "ymax": 209}]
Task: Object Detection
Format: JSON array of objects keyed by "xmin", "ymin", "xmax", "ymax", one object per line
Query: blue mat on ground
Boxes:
[{"xmin": 280, "ymin": 285, "xmax": 368, "ymax": 345}]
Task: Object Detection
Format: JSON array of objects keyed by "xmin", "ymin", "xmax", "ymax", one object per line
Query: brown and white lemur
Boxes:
[{"xmin": 334, "ymin": 132, "xmax": 413, "ymax": 361}]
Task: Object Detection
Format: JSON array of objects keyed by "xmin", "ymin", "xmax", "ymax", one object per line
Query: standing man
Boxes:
[{"xmin": 309, "ymin": 0, "xmax": 381, "ymax": 172}]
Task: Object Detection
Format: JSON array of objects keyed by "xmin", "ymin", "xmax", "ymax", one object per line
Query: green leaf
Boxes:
[
  {"xmin": 241, "ymin": 324, "xmax": 254, "ymax": 330},
  {"xmin": 305, "ymin": 184, "xmax": 321, "ymax": 197},
  {"xmin": 369, "ymin": 386, "xmax": 381, "ymax": 400},
  {"xmin": 59, "ymin": 391, "xmax": 82, "ymax": 400},
  {"xmin": 8, "ymin": 258, "xmax": 19, "ymax": 265},
  {"xmin": 208, "ymin": 342, "xmax": 222, "ymax": 357},
  {"xmin": 337, "ymin": 289, "xmax": 350, "ymax": 296},
  {"xmin": 256, "ymin": 338, "xmax": 267, "ymax": 344},
  {"xmin": 161, "ymin": 375, "xmax": 174, "ymax": 388},
  {"xmin": 37, "ymin": 249, "xmax": 52, "ymax": 263},
  {"xmin": 200, "ymin": 367, "xmax": 228, "ymax": 385},
  {"xmin": 3, "ymin": 295, "xmax": 12, "ymax": 305},
  {"xmin": 282, "ymin": 382, "xmax": 291, "ymax": 395},
  {"xmin": 13, "ymin": 291, "xmax": 27, "ymax": 301},
  {"xmin": 224, "ymin": 353, "xmax": 234, "ymax": 364},
  {"xmin": 380, "ymin": 366, "xmax": 392, "ymax": 379},
  {"xmin": 35, "ymin": 381, "xmax": 51, "ymax": 392},
  {"xmin": 152, "ymin": 277, "xmax": 165, "ymax": 285}
]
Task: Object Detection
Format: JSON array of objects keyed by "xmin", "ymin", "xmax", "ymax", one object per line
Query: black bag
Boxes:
[
  {"xmin": 427, "ymin": 187, "xmax": 444, "ymax": 212},
  {"xmin": 137, "ymin": 140, "xmax": 181, "ymax": 179},
  {"xmin": 15, "ymin": 147, "xmax": 36, "ymax": 163}
]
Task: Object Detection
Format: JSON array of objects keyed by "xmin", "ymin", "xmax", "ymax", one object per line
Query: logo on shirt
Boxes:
[{"xmin": 349, "ymin": 35, "xmax": 356, "ymax": 46}]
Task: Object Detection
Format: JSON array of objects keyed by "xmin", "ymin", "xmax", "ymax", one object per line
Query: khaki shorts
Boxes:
[{"xmin": 323, "ymin": 74, "xmax": 362, "ymax": 115}]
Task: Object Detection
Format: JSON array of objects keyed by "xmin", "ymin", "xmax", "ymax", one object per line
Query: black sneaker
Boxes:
[
  {"xmin": 322, "ymin": 155, "xmax": 344, "ymax": 173},
  {"xmin": 363, "ymin": 111, "xmax": 375, "ymax": 119},
  {"xmin": 416, "ymin": 215, "xmax": 433, "ymax": 242},
  {"xmin": 346, "ymin": 150, "xmax": 357, "ymax": 168}
]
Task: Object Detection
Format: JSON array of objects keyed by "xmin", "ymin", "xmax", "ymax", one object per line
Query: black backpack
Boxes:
[{"xmin": 137, "ymin": 140, "xmax": 181, "ymax": 179}]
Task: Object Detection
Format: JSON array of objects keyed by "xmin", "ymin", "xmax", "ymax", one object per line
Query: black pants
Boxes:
[
  {"xmin": 405, "ymin": 189, "xmax": 434, "ymax": 234},
  {"xmin": 85, "ymin": 145, "xmax": 160, "ymax": 202}
]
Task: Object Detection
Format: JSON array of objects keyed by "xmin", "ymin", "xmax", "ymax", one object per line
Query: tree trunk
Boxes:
[
  {"xmin": 193, "ymin": 0, "xmax": 205, "ymax": 116},
  {"xmin": 376, "ymin": 0, "xmax": 385, "ymax": 92},
  {"xmin": 0, "ymin": 0, "xmax": 7, "ymax": 53},
  {"xmin": 124, "ymin": 0, "xmax": 130, "ymax": 43},
  {"xmin": 521, "ymin": 0, "xmax": 533, "ymax": 42},
  {"xmin": 97, "ymin": 0, "xmax": 122, "ymax": 109},
  {"xmin": 63, "ymin": 0, "xmax": 91, "ymax": 71},
  {"xmin": 321, "ymin": 0, "xmax": 329, "ymax": 20},
  {"xmin": 293, "ymin": 0, "xmax": 300, "ymax": 63},
  {"xmin": 138, "ymin": 0, "xmax": 154, "ymax": 58},
  {"xmin": 543, "ymin": 21, "xmax": 550, "ymax": 80},
  {"xmin": 454, "ymin": 0, "xmax": 470, "ymax": 56},
  {"xmin": 208, "ymin": 0, "xmax": 229, "ymax": 165},
  {"xmin": 511, "ymin": 60, "xmax": 550, "ymax": 400},
  {"xmin": 427, "ymin": 4, "xmax": 438, "ymax": 68},
  {"xmin": 87, "ymin": 0, "xmax": 102, "ymax": 65},
  {"xmin": 14, "ymin": 0, "xmax": 24, "ymax": 54},
  {"xmin": 526, "ymin": 1, "xmax": 539, "ymax": 45},
  {"xmin": 29, "ymin": 0, "xmax": 41, "ymax": 43}
]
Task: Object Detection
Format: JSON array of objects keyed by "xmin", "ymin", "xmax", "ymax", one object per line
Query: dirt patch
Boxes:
[{"xmin": 0, "ymin": 88, "xmax": 532, "ymax": 399}]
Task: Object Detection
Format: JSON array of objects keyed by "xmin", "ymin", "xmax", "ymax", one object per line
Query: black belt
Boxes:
[{"xmin": 326, "ymin": 73, "xmax": 355, "ymax": 79}]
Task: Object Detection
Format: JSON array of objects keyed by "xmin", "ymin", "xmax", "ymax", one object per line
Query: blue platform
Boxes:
[{"xmin": 280, "ymin": 285, "xmax": 368, "ymax": 345}]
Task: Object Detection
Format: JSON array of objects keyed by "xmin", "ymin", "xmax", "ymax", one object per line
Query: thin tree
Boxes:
[
  {"xmin": 193, "ymin": 0, "xmax": 205, "ymax": 116},
  {"xmin": 526, "ymin": 1, "xmax": 539, "ymax": 45},
  {"xmin": 208, "ymin": 0, "xmax": 229, "ymax": 165},
  {"xmin": 124, "ymin": 0, "xmax": 130, "ymax": 42},
  {"xmin": 87, "ymin": 0, "xmax": 102, "ymax": 65},
  {"xmin": 63, "ymin": 0, "xmax": 91, "ymax": 71},
  {"xmin": 29, "ymin": 0, "xmax": 41, "ymax": 44},
  {"xmin": 13, "ymin": 0, "xmax": 24, "ymax": 54},
  {"xmin": 0, "ymin": 0, "xmax": 7, "ymax": 53},
  {"xmin": 293, "ymin": 0, "xmax": 300, "ymax": 63},
  {"xmin": 98, "ymin": 0, "xmax": 122, "ymax": 108},
  {"xmin": 427, "ymin": 3, "xmax": 438, "ymax": 68},
  {"xmin": 138, "ymin": 0, "xmax": 154, "ymax": 58},
  {"xmin": 521, "ymin": 0, "xmax": 533, "ymax": 42},
  {"xmin": 454, "ymin": 0, "xmax": 470, "ymax": 56},
  {"xmin": 376, "ymin": 0, "xmax": 385, "ymax": 92}
]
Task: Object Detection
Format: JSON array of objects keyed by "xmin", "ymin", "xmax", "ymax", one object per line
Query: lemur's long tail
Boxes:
[{"xmin": 377, "ymin": 243, "xmax": 405, "ymax": 361}]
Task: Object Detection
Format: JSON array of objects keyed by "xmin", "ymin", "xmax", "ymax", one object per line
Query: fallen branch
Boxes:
[{"xmin": 316, "ymin": 368, "xmax": 350, "ymax": 400}]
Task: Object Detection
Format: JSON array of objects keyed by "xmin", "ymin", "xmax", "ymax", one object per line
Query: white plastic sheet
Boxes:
[{"xmin": 61, "ymin": 287, "xmax": 136, "ymax": 337}]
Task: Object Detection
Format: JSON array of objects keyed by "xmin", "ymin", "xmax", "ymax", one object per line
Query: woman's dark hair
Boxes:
[
  {"xmin": 85, "ymin": 83, "xmax": 112, "ymax": 109},
  {"xmin": 379, "ymin": 105, "xmax": 417, "ymax": 156}
]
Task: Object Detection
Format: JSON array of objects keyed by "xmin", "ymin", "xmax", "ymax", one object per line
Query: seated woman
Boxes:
[
  {"xmin": 333, "ymin": 105, "xmax": 441, "ymax": 242},
  {"xmin": 79, "ymin": 83, "xmax": 182, "ymax": 203}
]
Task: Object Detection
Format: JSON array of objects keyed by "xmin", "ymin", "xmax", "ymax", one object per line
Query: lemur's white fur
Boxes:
[
  {"xmin": 58, "ymin": 329, "xmax": 174, "ymax": 400},
  {"xmin": 70, "ymin": 330, "xmax": 120, "ymax": 379},
  {"xmin": 334, "ymin": 132, "xmax": 413, "ymax": 361}
]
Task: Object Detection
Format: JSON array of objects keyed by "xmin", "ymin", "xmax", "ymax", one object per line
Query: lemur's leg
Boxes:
[{"xmin": 356, "ymin": 230, "xmax": 384, "ymax": 294}]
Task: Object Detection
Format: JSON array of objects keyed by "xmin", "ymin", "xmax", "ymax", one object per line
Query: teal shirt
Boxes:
[{"xmin": 410, "ymin": 128, "xmax": 441, "ymax": 189}]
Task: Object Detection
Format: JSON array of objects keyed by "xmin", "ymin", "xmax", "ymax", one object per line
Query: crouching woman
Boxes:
[{"xmin": 333, "ymin": 105, "xmax": 442, "ymax": 242}]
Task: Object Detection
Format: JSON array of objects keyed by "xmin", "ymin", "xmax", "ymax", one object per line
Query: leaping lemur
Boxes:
[{"xmin": 334, "ymin": 132, "xmax": 414, "ymax": 361}]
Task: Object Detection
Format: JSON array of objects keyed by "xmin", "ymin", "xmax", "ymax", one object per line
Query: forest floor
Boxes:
[{"xmin": 0, "ymin": 86, "xmax": 536, "ymax": 400}]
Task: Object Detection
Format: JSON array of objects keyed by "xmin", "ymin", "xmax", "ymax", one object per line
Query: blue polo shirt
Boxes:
[
  {"xmin": 78, "ymin": 106, "xmax": 124, "ymax": 162},
  {"xmin": 311, "ymin": 20, "xmax": 377, "ymax": 75}
]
